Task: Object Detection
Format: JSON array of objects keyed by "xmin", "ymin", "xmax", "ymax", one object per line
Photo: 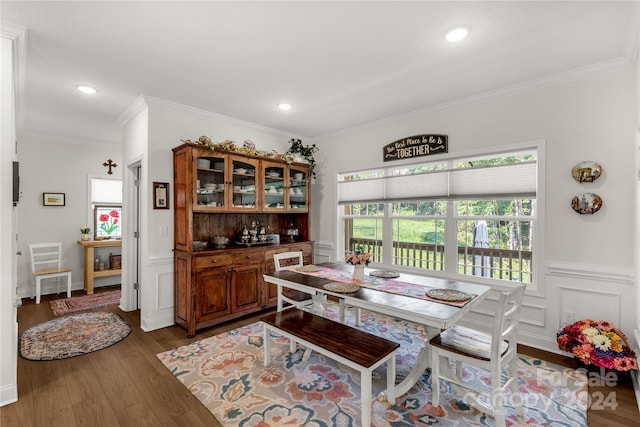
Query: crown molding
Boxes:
[
  {"xmin": 116, "ymin": 94, "xmax": 149, "ymax": 127},
  {"xmin": 320, "ymin": 57, "xmax": 634, "ymax": 140}
]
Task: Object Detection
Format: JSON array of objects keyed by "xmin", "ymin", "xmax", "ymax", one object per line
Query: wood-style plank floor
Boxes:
[{"xmin": 1, "ymin": 287, "xmax": 638, "ymax": 426}]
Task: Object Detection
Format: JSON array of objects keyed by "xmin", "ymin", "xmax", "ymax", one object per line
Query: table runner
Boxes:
[{"xmin": 295, "ymin": 266, "xmax": 475, "ymax": 307}]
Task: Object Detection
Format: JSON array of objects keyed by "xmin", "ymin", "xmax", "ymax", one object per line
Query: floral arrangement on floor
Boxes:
[
  {"xmin": 557, "ymin": 319, "xmax": 638, "ymax": 372},
  {"xmin": 345, "ymin": 250, "xmax": 371, "ymax": 266}
]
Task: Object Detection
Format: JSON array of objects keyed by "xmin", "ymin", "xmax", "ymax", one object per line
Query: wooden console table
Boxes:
[{"xmin": 77, "ymin": 239, "xmax": 122, "ymax": 294}]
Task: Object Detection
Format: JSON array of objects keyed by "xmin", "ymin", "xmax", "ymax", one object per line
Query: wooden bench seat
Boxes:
[{"xmin": 261, "ymin": 309, "xmax": 399, "ymax": 426}]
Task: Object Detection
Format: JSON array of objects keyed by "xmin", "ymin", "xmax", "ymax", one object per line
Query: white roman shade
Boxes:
[
  {"xmin": 338, "ymin": 177, "xmax": 385, "ymax": 204},
  {"xmin": 448, "ymin": 161, "xmax": 537, "ymax": 199},
  {"xmin": 338, "ymin": 160, "xmax": 536, "ymax": 204}
]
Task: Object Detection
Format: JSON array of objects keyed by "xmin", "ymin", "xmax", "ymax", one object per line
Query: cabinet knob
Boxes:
[
  {"xmin": 211, "ymin": 259, "xmax": 217, "ymax": 263},
  {"xmin": 246, "ymin": 255, "xmax": 252, "ymax": 259}
]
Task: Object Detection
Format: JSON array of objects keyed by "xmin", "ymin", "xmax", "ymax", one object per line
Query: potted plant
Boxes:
[
  {"xmin": 286, "ymin": 138, "xmax": 319, "ymax": 180},
  {"xmin": 80, "ymin": 226, "xmax": 91, "ymax": 241}
]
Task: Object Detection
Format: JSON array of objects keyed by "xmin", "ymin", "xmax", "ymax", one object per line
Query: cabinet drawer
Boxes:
[
  {"xmin": 195, "ymin": 254, "xmax": 233, "ymax": 270},
  {"xmin": 233, "ymin": 250, "xmax": 262, "ymax": 265}
]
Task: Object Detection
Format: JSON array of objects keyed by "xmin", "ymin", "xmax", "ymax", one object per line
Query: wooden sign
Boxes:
[{"xmin": 383, "ymin": 134, "xmax": 448, "ymax": 162}]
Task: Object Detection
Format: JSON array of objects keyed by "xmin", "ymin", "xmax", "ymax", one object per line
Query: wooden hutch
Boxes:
[{"xmin": 173, "ymin": 142, "xmax": 313, "ymax": 336}]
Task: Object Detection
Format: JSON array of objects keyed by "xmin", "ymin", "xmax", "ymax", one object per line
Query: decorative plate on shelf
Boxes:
[
  {"xmin": 369, "ymin": 270, "xmax": 400, "ymax": 279},
  {"xmin": 571, "ymin": 161, "xmax": 603, "ymax": 183},
  {"xmin": 323, "ymin": 283, "xmax": 360, "ymax": 294},
  {"xmin": 426, "ymin": 288, "xmax": 474, "ymax": 302},
  {"xmin": 296, "ymin": 265, "xmax": 322, "ymax": 272}
]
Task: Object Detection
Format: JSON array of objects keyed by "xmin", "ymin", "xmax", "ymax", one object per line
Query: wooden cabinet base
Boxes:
[{"xmin": 174, "ymin": 241, "xmax": 312, "ymax": 337}]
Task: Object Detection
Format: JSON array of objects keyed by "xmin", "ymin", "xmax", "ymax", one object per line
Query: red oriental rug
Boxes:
[{"xmin": 50, "ymin": 290, "xmax": 121, "ymax": 315}]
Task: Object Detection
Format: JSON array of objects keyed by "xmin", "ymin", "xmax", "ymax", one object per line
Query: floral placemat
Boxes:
[{"xmin": 295, "ymin": 266, "xmax": 475, "ymax": 307}]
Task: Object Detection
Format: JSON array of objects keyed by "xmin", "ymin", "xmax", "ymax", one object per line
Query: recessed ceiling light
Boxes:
[
  {"xmin": 77, "ymin": 85, "xmax": 98, "ymax": 94},
  {"xmin": 444, "ymin": 26, "xmax": 469, "ymax": 43},
  {"xmin": 278, "ymin": 103, "xmax": 292, "ymax": 111}
]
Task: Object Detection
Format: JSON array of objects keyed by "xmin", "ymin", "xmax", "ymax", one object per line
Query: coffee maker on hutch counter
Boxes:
[{"xmin": 172, "ymin": 141, "xmax": 313, "ymax": 337}]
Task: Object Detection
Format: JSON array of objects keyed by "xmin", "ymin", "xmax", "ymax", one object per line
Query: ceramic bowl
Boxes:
[
  {"xmin": 197, "ymin": 159, "xmax": 210, "ymax": 168},
  {"xmin": 294, "ymin": 173, "xmax": 304, "ymax": 180},
  {"xmin": 193, "ymin": 241, "xmax": 208, "ymax": 251},
  {"xmin": 234, "ymin": 168, "xmax": 247, "ymax": 174},
  {"xmin": 213, "ymin": 236, "xmax": 229, "ymax": 248}
]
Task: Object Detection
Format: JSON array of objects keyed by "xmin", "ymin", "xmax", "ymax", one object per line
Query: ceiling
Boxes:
[{"xmin": 1, "ymin": 1, "xmax": 637, "ymax": 146}]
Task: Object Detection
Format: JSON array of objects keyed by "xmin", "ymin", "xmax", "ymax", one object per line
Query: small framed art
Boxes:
[
  {"xmin": 153, "ymin": 182, "xmax": 169, "ymax": 209},
  {"xmin": 43, "ymin": 192, "xmax": 65, "ymax": 206}
]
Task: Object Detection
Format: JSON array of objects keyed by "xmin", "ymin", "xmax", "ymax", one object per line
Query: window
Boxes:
[
  {"xmin": 338, "ymin": 145, "xmax": 540, "ymax": 285},
  {"xmin": 90, "ymin": 178, "xmax": 122, "ymax": 239}
]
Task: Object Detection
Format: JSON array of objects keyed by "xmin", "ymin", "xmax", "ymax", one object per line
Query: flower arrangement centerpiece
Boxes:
[
  {"xmin": 345, "ymin": 250, "xmax": 371, "ymax": 266},
  {"xmin": 346, "ymin": 250, "xmax": 371, "ymax": 281},
  {"xmin": 557, "ymin": 319, "xmax": 638, "ymax": 373}
]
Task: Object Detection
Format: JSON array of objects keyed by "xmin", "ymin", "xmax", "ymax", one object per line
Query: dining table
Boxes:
[{"xmin": 263, "ymin": 261, "xmax": 491, "ymax": 397}]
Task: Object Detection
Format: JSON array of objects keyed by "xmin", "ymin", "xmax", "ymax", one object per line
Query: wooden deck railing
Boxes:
[{"xmin": 349, "ymin": 237, "xmax": 532, "ymax": 283}]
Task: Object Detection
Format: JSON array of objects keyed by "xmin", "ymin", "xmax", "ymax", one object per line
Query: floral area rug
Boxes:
[
  {"xmin": 20, "ymin": 312, "xmax": 131, "ymax": 361},
  {"xmin": 157, "ymin": 304, "xmax": 587, "ymax": 426},
  {"xmin": 50, "ymin": 289, "xmax": 121, "ymax": 315}
]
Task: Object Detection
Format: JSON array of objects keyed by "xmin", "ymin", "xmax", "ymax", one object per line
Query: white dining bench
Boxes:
[{"xmin": 261, "ymin": 309, "xmax": 399, "ymax": 426}]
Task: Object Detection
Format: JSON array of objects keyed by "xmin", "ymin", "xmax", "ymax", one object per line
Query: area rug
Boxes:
[
  {"xmin": 157, "ymin": 305, "xmax": 588, "ymax": 426},
  {"xmin": 50, "ymin": 289, "xmax": 121, "ymax": 315},
  {"xmin": 20, "ymin": 312, "xmax": 131, "ymax": 361}
]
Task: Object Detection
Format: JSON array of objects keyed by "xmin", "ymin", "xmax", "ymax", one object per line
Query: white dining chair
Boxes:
[
  {"xmin": 273, "ymin": 251, "xmax": 320, "ymax": 356},
  {"xmin": 429, "ymin": 284, "xmax": 526, "ymax": 427},
  {"xmin": 29, "ymin": 242, "xmax": 73, "ymax": 304},
  {"xmin": 273, "ymin": 251, "xmax": 315, "ymax": 311}
]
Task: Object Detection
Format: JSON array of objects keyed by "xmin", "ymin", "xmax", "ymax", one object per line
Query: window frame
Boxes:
[{"xmin": 336, "ymin": 140, "xmax": 545, "ymax": 293}]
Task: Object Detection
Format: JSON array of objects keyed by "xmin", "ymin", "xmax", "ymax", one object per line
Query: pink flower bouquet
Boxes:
[
  {"xmin": 557, "ymin": 319, "xmax": 638, "ymax": 372},
  {"xmin": 345, "ymin": 251, "xmax": 371, "ymax": 266}
]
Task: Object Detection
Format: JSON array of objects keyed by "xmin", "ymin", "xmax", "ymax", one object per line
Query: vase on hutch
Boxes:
[
  {"xmin": 81, "ymin": 234, "xmax": 91, "ymax": 241},
  {"xmin": 353, "ymin": 264, "xmax": 365, "ymax": 281}
]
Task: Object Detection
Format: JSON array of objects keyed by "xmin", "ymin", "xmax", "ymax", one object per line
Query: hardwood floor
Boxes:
[{"xmin": 1, "ymin": 288, "xmax": 638, "ymax": 426}]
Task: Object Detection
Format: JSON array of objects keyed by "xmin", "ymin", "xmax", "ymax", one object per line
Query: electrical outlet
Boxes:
[{"xmin": 563, "ymin": 311, "xmax": 575, "ymax": 325}]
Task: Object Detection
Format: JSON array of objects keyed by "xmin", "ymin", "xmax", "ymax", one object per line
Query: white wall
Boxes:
[
  {"xmin": 15, "ymin": 138, "xmax": 122, "ymax": 299},
  {"xmin": 121, "ymin": 96, "xmax": 301, "ymax": 331},
  {"xmin": 311, "ymin": 65, "xmax": 637, "ymax": 353}
]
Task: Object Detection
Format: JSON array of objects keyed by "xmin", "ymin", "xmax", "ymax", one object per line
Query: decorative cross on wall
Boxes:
[{"xmin": 103, "ymin": 159, "xmax": 118, "ymax": 175}]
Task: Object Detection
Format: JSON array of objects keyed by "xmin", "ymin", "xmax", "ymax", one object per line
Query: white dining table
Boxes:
[{"xmin": 263, "ymin": 262, "xmax": 491, "ymax": 397}]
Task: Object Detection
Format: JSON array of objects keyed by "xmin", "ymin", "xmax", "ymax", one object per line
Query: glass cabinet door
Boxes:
[
  {"xmin": 230, "ymin": 156, "xmax": 258, "ymax": 211},
  {"xmin": 195, "ymin": 154, "xmax": 226, "ymax": 210},
  {"xmin": 289, "ymin": 166, "xmax": 308, "ymax": 212},
  {"xmin": 263, "ymin": 162, "xmax": 286, "ymax": 211}
]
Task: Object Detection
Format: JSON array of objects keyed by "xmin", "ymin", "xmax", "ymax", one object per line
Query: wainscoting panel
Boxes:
[{"xmin": 140, "ymin": 255, "xmax": 174, "ymax": 332}]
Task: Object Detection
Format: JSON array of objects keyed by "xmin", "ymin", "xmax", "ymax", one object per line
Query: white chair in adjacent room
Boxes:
[
  {"xmin": 29, "ymin": 242, "xmax": 73, "ymax": 304},
  {"xmin": 429, "ymin": 284, "xmax": 526, "ymax": 427}
]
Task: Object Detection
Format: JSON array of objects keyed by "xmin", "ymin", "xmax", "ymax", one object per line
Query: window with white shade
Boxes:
[{"xmin": 338, "ymin": 144, "xmax": 541, "ymax": 285}]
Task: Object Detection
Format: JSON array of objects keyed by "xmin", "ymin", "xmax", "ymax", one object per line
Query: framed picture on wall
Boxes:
[
  {"xmin": 153, "ymin": 182, "xmax": 170, "ymax": 209},
  {"xmin": 43, "ymin": 192, "xmax": 65, "ymax": 206}
]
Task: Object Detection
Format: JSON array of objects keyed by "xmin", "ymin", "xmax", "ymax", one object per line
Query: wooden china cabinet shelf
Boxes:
[{"xmin": 172, "ymin": 142, "xmax": 314, "ymax": 336}]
